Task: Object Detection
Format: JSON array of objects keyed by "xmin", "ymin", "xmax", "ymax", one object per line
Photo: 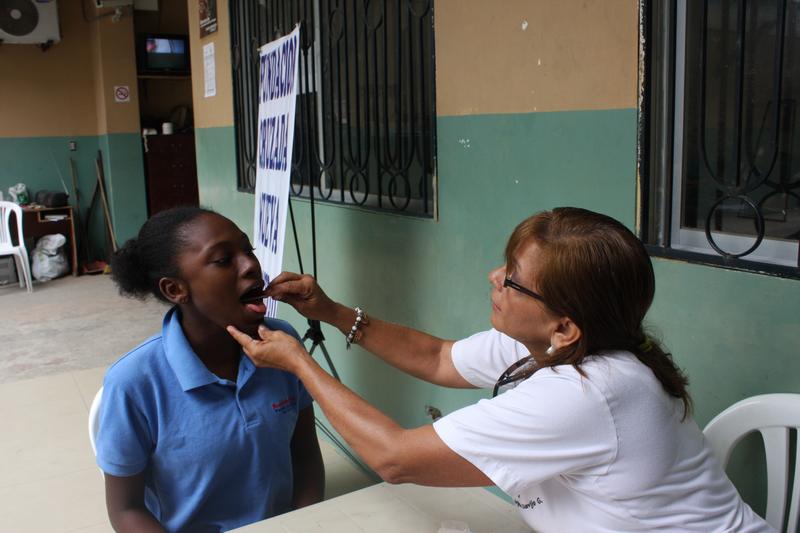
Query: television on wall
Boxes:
[{"xmin": 137, "ymin": 34, "xmax": 190, "ymax": 75}]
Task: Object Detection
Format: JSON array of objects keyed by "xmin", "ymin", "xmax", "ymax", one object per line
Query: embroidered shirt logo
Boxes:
[
  {"xmin": 514, "ymin": 496, "xmax": 544, "ymax": 510},
  {"xmin": 271, "ymin": 396, "xmax": 297, "ymax": 414}
]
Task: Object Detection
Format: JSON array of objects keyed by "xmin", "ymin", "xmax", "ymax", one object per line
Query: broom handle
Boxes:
[
  {"xmin": 68, "ymin": 157, "xmax": 91, "ymax": 262},
  {"xmin": 95, "ymin": 153, "xmax": 118, "ymax": 252}
]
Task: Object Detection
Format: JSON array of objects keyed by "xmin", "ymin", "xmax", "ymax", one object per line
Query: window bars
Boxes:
[
  {"xmin": 643, "ymin": 0, "xmax": 800, "ymax": 274},
  {"xmin": 231, "ymin": 0, "xmax": 437, "ymax": 217}
]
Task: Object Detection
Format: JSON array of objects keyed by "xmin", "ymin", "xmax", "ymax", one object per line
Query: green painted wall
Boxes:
[
  {"xmin": 649, "ymin": 258, "xmax": 800, "ymax": 510},
  {"xmin": 194, "ymin": 126, "xmax": 254, "ymax": 232},
  {"xmin": 1, "ymin": 135, "xmax": 106, "ymax": 261},
  {"xmin": 195, "ymin": 108, "xmax": 797, "ymax": 515},
  {"xmin": 98, "ymin": 133, "xmax": 148, "ymax": 246},
  {"xmin": 0, "ymin": 134, "xmax": 147, "ymax": 263}
]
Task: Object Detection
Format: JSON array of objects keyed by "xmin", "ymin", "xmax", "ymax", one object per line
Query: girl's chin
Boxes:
[
  {"xmin": 230, "ymin": 321, "xmax": 261, "ymax": 338},
  {"xmin": 230, "ymin": 308, "xmax": 266, "ymax": 333}
]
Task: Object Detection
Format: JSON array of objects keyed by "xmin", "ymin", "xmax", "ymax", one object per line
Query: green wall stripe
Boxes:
[
  {"xmin": 0, "ymin": 134, "xmax": 147, "ymax": 260},
  {"xmin": 99, "ymin": 133, "xmax": 147, "ymax": 246}
]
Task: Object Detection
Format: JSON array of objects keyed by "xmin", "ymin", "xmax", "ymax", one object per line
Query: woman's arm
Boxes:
[
  {"xmin": 290, "ymin": 405, "xmax": 325, "ymax": 509},
  {"xmin": 228, "ymin": 326, "xmax": 492, "ymax": 487},
  {"xmin": 267, "ymin": 273, "xmax": 473, "ymax": 389},
  {"xmin": 105, "ymin": 472, "xmax": 165, "ymax": 533}
]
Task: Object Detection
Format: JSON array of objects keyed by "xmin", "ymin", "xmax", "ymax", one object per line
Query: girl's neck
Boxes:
[{"xmin": 178, "ymin": 307, "xmax": 241, "ymax": 381}]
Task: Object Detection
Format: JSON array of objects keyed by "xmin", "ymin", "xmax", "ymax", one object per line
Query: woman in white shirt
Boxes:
[{"xmin": 228, "ymin": 207, "xmax": 771, "ymax": 532}]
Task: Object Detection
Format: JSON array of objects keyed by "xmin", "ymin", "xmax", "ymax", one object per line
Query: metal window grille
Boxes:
[
  {"xmin": 230, "ymin": 0, "xmax": 437, "ymax": 218},
  {"xmin": 642, "ymin": 0, "xmax": 800, "ymax": 277}
]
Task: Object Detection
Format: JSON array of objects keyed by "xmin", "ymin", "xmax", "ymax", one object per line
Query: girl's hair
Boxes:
[
  {"xmin": 506, "ymin": 207, "xmax": 692, "ymax": 418},
  {"xmin": 111, "ymin": 206, "xmax": 216, "ymax": 302}
]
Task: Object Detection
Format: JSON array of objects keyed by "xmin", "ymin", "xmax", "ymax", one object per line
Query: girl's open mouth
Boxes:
[{"xmin": 240, "ymin": 286, "xmax": 268, "ymax": 314}]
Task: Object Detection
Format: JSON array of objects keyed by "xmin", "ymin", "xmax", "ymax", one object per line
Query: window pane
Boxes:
[{"xmin": 680, "ymin": 0, "xmax": 800, "ymax": 257}]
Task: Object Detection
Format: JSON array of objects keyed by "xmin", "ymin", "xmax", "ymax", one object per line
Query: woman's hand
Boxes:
[
  {"xmin": 265, "ymin": 272, "xmax": 337, "ymax": 322},
  {"xmin": 227, "ymin": 324, "xmax": 310, "ymax": 374}
]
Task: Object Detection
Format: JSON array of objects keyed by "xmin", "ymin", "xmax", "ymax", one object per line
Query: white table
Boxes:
[{"xmin": 230, "ymin": 482, "xmax": 531, "ymax": 532}]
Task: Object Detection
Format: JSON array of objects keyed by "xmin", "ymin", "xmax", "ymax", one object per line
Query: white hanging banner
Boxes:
[{"xmin": 253, "ymin": 26, "xmax": 300, "ymax": 317}]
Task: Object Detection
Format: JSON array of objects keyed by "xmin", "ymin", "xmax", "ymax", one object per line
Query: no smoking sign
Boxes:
[{"xmin": 114, "ymin": 85, "xmax": 130, "ymax": 103}]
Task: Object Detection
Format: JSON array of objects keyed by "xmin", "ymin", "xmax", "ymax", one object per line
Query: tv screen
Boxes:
[{"xmin": 138, "ymin": 34, "xmax": 189, "ymax": 74}]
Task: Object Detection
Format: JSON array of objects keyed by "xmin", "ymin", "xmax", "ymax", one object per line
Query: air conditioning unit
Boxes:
[{"xmin": 0, "ymin": 0, "xmax": 60, "ymax": 44}]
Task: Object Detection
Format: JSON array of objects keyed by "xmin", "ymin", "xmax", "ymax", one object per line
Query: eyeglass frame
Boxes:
[{"xmin": 503, "ymin": 276, "xmax": 547, "ymax": 304}]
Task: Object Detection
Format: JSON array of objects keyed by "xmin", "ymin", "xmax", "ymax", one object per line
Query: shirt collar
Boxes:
[{"xmin": 162, "ymin": 307, "xmax": 228, "ymax": 392}]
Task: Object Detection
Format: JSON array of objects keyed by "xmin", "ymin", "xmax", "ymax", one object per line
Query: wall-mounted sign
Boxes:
[
  {"xmin": 114, "ymin": 86, "xmax": 130, "ymax": 103},
  {"xmin": 199, "ymin": 0, "xmax": 218, "ymax": 38},
  {"xmin": 203, "ymin": 43, "xmax": 216, "ymax": 98}
]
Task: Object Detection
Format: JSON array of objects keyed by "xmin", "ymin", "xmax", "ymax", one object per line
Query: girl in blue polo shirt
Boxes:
[{"xmin": 96, "ymin": 207, "xmax": 324, "ymax": 533}]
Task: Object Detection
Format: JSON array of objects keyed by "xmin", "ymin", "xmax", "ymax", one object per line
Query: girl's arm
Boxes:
[
  {"xmin": 105, "ymin": 472, "xmax": 166, "ymax": 533},
  {"xmin": 290, "ymin": 405, "xmax": 326, "ymax": 509}
]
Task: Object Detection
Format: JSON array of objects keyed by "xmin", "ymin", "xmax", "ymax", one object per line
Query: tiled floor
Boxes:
[{"xmin": 0, "ymin": 368, "xmax": 112, "ymax": 533}]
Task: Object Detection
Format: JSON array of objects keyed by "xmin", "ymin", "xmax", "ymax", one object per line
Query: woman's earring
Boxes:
[{"xmin": 546, "ymin": 345, "xmax": 555, "ymax": 355}]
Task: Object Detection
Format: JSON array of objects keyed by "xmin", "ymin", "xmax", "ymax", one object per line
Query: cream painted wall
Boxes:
[
  {"xmin": 0, "ymin": 2, "xmax": 141, "ymax": 137},
  {"xmin": 92, "ymin": 11, "xmax": 141, "ymax": 134},
  {"xmin": 186, "ymin": 0, "xmax": 638, "ymax": 128},
  {"xmin": 435, "ymin": 0, "xmax": 639, "ymax": 115},
  {"xmin": 0, "ymin": 1, "xmax": 98, "ymax": 137},
  {"xmin": 188, "ymin": 0, "xmax": 234, "ymax": 128}
]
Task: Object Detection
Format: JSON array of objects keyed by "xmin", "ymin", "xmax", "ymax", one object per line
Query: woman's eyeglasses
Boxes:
[
  {"xmin": 492, "ymin": 355, "xmax": 537, "ymax": 397},
  {"xmin": 503, "ymin": 276, "xmax": 546, "ymax": 303}
]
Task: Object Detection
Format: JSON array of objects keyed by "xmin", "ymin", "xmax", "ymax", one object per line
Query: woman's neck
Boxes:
[
  {"xmin": 178, "ymin": 307, "xmax": 241, "ymax": 381},
  {"xmin": 522, "ymin": 341, "xmax": 551, "ymax": 366}
]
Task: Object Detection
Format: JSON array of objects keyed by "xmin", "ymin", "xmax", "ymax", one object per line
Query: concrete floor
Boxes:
[
  {"xmin": 0, "ymin": 275, "xmax": 166, "ymax": 384},
  {"xmin": 0, "ymin": 275, "xmax": 374, "ymax": 532}
]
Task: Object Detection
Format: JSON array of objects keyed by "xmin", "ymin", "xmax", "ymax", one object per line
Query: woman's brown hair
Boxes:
[{"xmin": 505, "ymin": 207, "xmax": 692, "ymax": 418}]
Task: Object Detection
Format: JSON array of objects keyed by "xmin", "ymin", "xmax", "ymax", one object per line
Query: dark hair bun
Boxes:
[
  {"xmin": 110, "ymin": 238, "xmax": 151, "ymax": 299},
  {"xmin": 109, "ymin": 206, "xmax": 216, "ymax": 302}
]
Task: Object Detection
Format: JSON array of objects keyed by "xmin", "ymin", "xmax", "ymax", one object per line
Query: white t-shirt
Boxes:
[{"xmin": 432, "ymin": 329, "xmax": 772, "ymax": 532}]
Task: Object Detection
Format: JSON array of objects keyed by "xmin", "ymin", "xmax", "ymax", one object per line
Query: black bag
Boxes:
[{"xmin": 34, "ymin": 190, "xmax": 69, "ymax": 207}]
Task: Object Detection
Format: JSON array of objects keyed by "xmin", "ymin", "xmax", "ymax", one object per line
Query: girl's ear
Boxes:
[
  {"xmin": 159, "ymin": 277, "xmax": 189, "ymax": 305},
  {"xmin": 550, "ymin": 317, "xmax": 581, "ymax": 350}
]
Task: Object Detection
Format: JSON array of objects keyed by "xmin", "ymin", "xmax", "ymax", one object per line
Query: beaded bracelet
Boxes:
[{"xmin": 345, "ymin": 306, "xmax": 368, "ymax": 349}]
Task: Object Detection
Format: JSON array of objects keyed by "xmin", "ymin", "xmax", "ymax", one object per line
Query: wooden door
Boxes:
[{"xmin": 144, "ymin": 133, "xmax": 199, "ymax": 216}]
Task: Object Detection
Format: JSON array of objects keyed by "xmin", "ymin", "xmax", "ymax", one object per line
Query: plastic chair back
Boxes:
[
  {"xmin": 0, "ymin": 201, "xmax": 21, "ymax": 246},
  {"xmin": 704, "ymin": 393, "xmax": 800, "ymax": 532},
  {"xmin": 0, "ymin": 201, "xmax": 33, "ymax": 292},
  {"xmin": 88, "ymin": 386, "xmax": 103, "ymax": 456}
]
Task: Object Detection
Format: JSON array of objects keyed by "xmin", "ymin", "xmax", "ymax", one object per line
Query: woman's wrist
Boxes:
[
  {"xmin": 311, "ymin": 297, "xmax": 341, "ymax": 325},
  {"xmin": 330, "ymin": 303, "xmax": 358, "ymax": 335}
]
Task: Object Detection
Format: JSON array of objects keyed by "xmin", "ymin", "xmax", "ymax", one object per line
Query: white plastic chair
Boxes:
[
  {"xmin": 0, "ymin": 201, "xmax": 33, "ymax": 292},
  {"xmin": 88, "ymin": 386, "xmax": 103, "ymax": 456},
  {"xmin": 703, "ymin": 393, "xmax": 800, "ymax": 532}
]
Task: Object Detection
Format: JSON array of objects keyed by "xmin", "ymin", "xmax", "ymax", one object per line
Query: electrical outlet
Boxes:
[{"xmin": 68, "ymin": 140, "xmax": 77, "ymax": 151}]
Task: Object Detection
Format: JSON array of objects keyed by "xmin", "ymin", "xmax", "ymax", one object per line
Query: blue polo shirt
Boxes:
[{"xmin": 96, "ymin": 308, "xmax": 312, "ymax": 533}]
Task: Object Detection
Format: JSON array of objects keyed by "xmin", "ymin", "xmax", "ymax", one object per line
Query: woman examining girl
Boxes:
[
  {"xmin": 95, "ymin": 207, "xmax": 324, "ymax": 533},
  {"xmin": 229, "ymin": 207, "xmax": 771, "ymax": 532}
]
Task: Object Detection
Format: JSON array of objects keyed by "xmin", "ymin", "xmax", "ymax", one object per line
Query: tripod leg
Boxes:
[{"xmin": 313, "ymin": 341, "xmax": 341, "ymax": 382}]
